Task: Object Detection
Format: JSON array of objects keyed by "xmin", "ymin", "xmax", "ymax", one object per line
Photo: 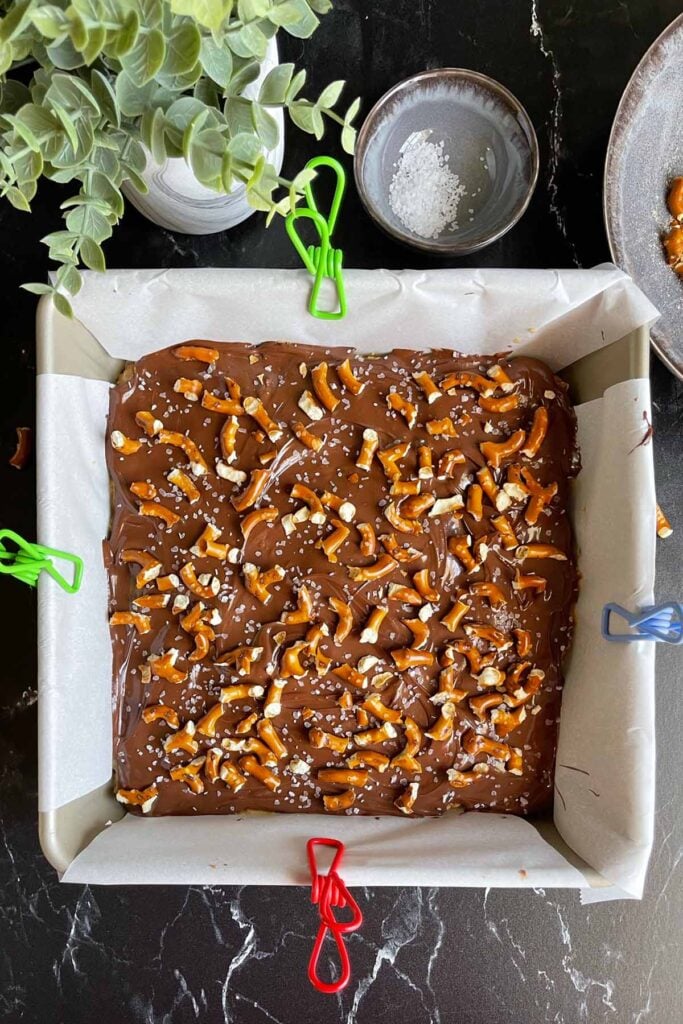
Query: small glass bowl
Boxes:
[{"xmin": 354, "ymin": 68, "xmax": 539, "ymax": 255}]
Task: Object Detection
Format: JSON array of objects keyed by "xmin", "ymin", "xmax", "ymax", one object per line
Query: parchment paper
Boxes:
[{"xmin": 37, "ymin": 266, "xmax": 658, "ymax": 894}]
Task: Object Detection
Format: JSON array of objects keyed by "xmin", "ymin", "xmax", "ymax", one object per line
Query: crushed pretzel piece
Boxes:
[
  {"xmin": 158, "ymin": 429, "xmax": 209, "ymax": 477},
  {"xmin": 355, "ymin": 722, "xmax": 397, "ymax": 747},
  {"xmin": 356, "ymin": 427, "xmax": 379, "ymax": 471},
  {"xmin": 232, "ymin": 468, "xmax": 270, "ymax": 512},
  {"xmin": 111, "ymin": 431, "xmax": 142, "ymax": 455},
  {"xmin": 387, "ymin": 391, "xmax": 418, "ymax": 428},
  {"xmin": 441, "ymin": 371, "xmax": 496, "ymax": 396},
  {"xmin": 257, "ymin": 718, "xmax": 288, "ymax": 759},
  {"xmin": 480, "ymin": 429, "xmax": 526, "ymax": 468},
  {"xmin": 447, "ymin": 535, "xmax": 477, "ymax": 573},
  {"xmin": 323, "ymin": 790, "xmax": 356, "ymax": 811},
  {"xmin": 9, "ymin": 426, "xmax": 31, "ymax": 470},
  {"xmin": 142, "ymin": 704, "xmax": 180, "ymax": 729},
  {"xmin": 110, "ymin": 610, "xmax": 151, "ymax": 634},
  {"xmin": 311, "ymin": 362, "xmax": 340, "ymax": 412},
  {"xmin": 337, "ymin": 359, "xmax": 365, "ymax": 395},
  {"xmin": 239, "ymin": 754, "xmax": 280, "ymax": 791},
  {"xmin": 522, "ymin": 406, "xmax": 549, "ymax": 458},
  {"xmin": 135, "ymin": 410, "xmax": 163, "ymax": 437},
  {"xmin": 310, "ymin": 728, "xmax": 348, "ymax": 753},
  {"xmin": 516, "ymin": 544, "xmax": 567, "ymax": 561},
  {"xmin": 121, "ymin": 549, "xmax": 162, "ymax": 589},
  {"xmin": 330, "ymin": 597, "xmax": 353, "ymax": 643},
  {"xmin": 219, "ymin": 416, "xmax": 239, "ymax": 464},
  {"xmin": 196, "ymin": 703, "xmax": 226, "ymax": 737},
  {"xmin": 282, "ymin": 584, "xmax": 313, "ymax": 625},
  {"xmin": 360, "ymin": 606, "xmax": 389, "ymax": 644},
  {"xmin": 347, "ymin": 751, "xmax": 390, "ymax": 772},
  {"xmin": 656, "ymin": 503, "xmax": 673, "ymax": 539},
  {"xmin": 426, "ymin": 417, "xmax": 458, "ymax": 438},
  {"xmin": 149, "ymin": 649, "xmax": 187, "ymax": 684},
  {"xmin": 319, "ymin": 518, "xmax": 350, "ymax": 562},
  {"xmin": 219, "ymin": 761, "xmax": 247, "ymax": 792},
  {"xmin": 164, "ymin": 721, "xmax": 198, "ymax": 756},
  {"xmin": 357, "ymin": 522, "xmax": 377, "ymax": 557},
  {"xmin": 116, "ymin": 784, "xmax": 159, "ymax": 813},
  {"xmin": 201, "ymin": 390, "xmax": 243, "ymax": 416},
  {"xmin": 293, "ymin": 420, "xmax": 324, "ymax": 452},
  {"xmin": 180, "ymin": 561, "xmax": 219, "ymax": 598},
  {"xmin": 425, "ymin": 701, "xmax": 456, "ymax": 741},
  {"xmin": 413, "ymin": 370, "xmax": 441, "ymax": 404},
  {"xmin": 385, "ymin": 500, "xmax": 423, "ymax": 535},
  {"xmin": 333, "ymin": 663, "xmax": 367, "ymax": 690},
  {"xmin": 462, "ymin": 729, "xmax": 510, "ymax": 762},
  {"xmin": 441, "ymin": 598, "xmax": 470, "ymax": 632},
  {"xmin": 388, "ymin": 583, "xmax": 422, "ymax": 605},
  {"xmin": 243, "ymin": 396, "xmax": 282, "ymax": 442},
  {"xmin": 241, "ymin": 506, "xmax": 278, "ymax": 541},
  {"xmin": 173, "ymin": 344, "xmax": 219, "ymax": 364},
  {"xmin": 391, "ymin": 648, "xmax": 434, "ymax": 670},
  {"xmin": 321, "ymin": 491, "xmax": 356, "ymax": 522},
  {"xmin": 349, "ymin": 553, "xmax": 398, "ymax": 582},
  {"xmin": 243, "ymin": 562, "xmax": 284, "ymax": 604},
  {"xmin": 174, "ymin": 377, "xmax": 203, "ymax": 401},
  {"xmin": 219, "ymin": 683, "xmax": 264, "ymax": 704}
]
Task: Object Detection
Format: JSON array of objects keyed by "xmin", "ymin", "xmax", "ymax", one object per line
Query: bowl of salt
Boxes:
[{"xmin": 354, "ymin": 68, "xmax": 539, "ymax": 255}]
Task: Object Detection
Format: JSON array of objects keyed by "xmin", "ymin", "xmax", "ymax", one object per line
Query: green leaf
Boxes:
[
  {"xmin": 82, "ymin": 24, "xmax": 106, "ymax": 64},
  {"xmin": 0, "ymin": 80, "xmax": 31, "ymax": 115},
  {"xmin": 53, "ymin": 291, "xmax": 74, "ymax": 318},
  {"xmin": 228, "ymin": 131, "xmax": 262, "ymax": 163},
  {"xmin": 65, "ymin": 202, "xmax": 113, "ymax": 243},
  {"xmin": 3, "ymin": 113, "xmax": 41, "ymax": 153},
  {"xmin": 285, "ymin": 67, "xmax": 306, "ymax": 102},
  {"xmin": 267, "ymin": 0, "xmax": 318, "ymax": 37},
  {"xmin": 41, "ymin": 229, "xmax": 78, "ymax": 254},
  {"xmin": 193, "ymin": 76, "xmax": 219, "ymax": 110},
  {"xmin": 345, "ymin": 96, "xmax": 361, "ymax": 123},
  {"xmin": 188, "ymin": 136, "xmax": 222, "ymax": 187},
  {"xmin": 46, "ymin": 73, "xmax": 100, "ymax": 117},
  {"xmin": 88, "ymin": 171, "xmax": 124, "ymax": 215},
  {"xmin": 288, "ymin": 100, "xmax": 316, "ymax": 135},
  {"xmin": 149, "ymin": 106, "xmax": 167, "ymax": 164},
  {"xmin": 90, "ymin": 70, "xmax": 119, "ymax": 127},
  {"xmin": 56, "ymin": 262, "xmax": 83, "ymax": 293},
  {"xmin": 50, "ymin": 102, "xmax": 79, "ymax": 153},
  {"xmin": 80, "ymin": 237, "xmax": 106, "ymax": 272},
  {"xmin": 46, "ymin": 38, "xmax": 85, "ymax": 70},
  {"xmin": 238, "ymin": 0, "xmax": 269, "ymax": 19},
  {"xmin": 115, "ymin": 71, "xmax": 158, "ymax": 117},
  {"xmin": 228, "ymin": 59, "xmax": 260, "ymax": 95},
  {"xmin": 220, "ymin": 150, "xmax": 232, "ymax": 191},
  {"xmin": 170, "ymin": 0, "xmax": 232, "ymax": 33},
  {"xmin": 0, "ymin": 41, "xmax": 13, "ymax": 75},
  {"xmin": 14, "ymin": 102, "xmax": 59, "ymax": 139},
  {"xmin": 121, "ymin": 28, "xmax": 166, "ymax": 85},
  {"xmin": 22, "ymin": 282, "xmax": 55, "ymax": 296},
  {"xmin": 163, "ymin": 20, "xmax": 201, "ymax": 75},
  {"xmin": 122, "ymin": 166, "xmax": 148, "ymax": 193},
  {"xmin": 113, "ymin": 8, "xmax": 140, "ymax": 57},
  {"xmin": 341, "ymin": 121, "xmax": 356, "ymax": 155},
  {"xmin": 307, "ymin": 0, "xmax": 332, "ymax": 12},
  {"xmin": 224, "ymin": 95, "xmax": 254, "ymax": 135},
  {"xmin": 258, "ymin": 63, "xmax": 293, "ymax": 105},
  {"xmin": 30, "ymin": 4, "xmax": 69, "ymax": 39},
  {"xmin": 317, "ymin": 79, "xmax": 344, "ymax": 110},
  {"xmin": 251, "ymin": 102, "xmax": 279, "ymax": 151},
  {"xmin": 181, "ymin": 108, "xmax": 209, "ymax": 162},
  {"xmin": 5, "ymin": 185, "xmax": 31, "ymax": 212},
  {"xmin": 200, "ymin": 35, "xmax": 232, "ymax": 88},
  {"xmin": 0, "ymin": 0, "xmax": 34, "ymax": 44},
  {"xmin": 67, "ymin": 10, "xmax": 88, "ymax": 51},
  {"xmin": 226, "ymin": 22, "xmax": 267, "ymax": 60},
  {"xmin": 13, "ymin": 148, "xmax": 43, "ymax": 184}
]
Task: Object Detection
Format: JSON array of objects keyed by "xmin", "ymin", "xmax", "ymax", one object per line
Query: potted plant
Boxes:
[{"xmin": 0, "ymin": 0, "xmax": 359, "ymax": 315}]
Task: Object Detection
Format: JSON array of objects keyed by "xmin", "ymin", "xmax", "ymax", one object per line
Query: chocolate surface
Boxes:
[{"xmin": 106, "ymin": 342, "xmax": 579, "ymax": 817}]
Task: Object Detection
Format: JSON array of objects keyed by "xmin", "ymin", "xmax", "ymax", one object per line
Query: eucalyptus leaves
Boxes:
[{"xmin": 0, "ymin": 0, "xmax": 359, "ymax": 314}]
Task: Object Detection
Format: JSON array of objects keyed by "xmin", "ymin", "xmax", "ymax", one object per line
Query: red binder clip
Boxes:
[{"xmin": 307, "ymin": 838, "xmax": 363, "ymax": 994}]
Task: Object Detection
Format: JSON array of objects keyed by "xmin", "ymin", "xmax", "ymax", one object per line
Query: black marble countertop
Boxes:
[{"xmin": 1, "ymin": 2, "xmax": 682, "ymax": 1021}]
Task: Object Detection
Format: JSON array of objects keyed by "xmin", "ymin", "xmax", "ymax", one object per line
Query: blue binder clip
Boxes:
[{"xmin": 601, "ymin": 602, "xmax": 683, "ymax": 644}]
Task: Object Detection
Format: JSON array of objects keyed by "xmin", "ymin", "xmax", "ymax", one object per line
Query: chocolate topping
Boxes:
[{"xmin": 106, "ymin": 342, "xmax": 579, "ymax": 817}]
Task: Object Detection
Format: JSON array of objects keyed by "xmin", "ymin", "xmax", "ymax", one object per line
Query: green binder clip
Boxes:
[
  {"xmin": 0, "ymin": 529, "xmax": 83, "ymax": 593},
  {"xmin": 286, "ymin": 155, "xmax": 347, "ymax": 321}
]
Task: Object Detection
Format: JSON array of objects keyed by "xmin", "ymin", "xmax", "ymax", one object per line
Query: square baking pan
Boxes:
[{"xmin": 34, "ymin": 276, "xmax": 654, "ymax": 890}]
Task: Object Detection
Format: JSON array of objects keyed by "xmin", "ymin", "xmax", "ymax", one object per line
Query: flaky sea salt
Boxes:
[{"xmin": 389, "ymin": 130, "xmax": 466, "ymax": 239}]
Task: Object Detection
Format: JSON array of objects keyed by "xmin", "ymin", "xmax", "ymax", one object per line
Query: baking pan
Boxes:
[{"xmin": 35, "ymin": 292, "xmax": 649, "ymax": 882}]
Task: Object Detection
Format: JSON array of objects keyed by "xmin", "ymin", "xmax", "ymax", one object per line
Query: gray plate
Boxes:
[{"xmin": 604, "ymin": 12, "xmax": 683, "ymax": 380}]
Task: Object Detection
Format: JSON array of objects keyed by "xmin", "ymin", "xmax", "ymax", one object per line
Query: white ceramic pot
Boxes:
[{"xmin": 123, "ymin": 37, "xmax": 285, "ymax": 235}]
